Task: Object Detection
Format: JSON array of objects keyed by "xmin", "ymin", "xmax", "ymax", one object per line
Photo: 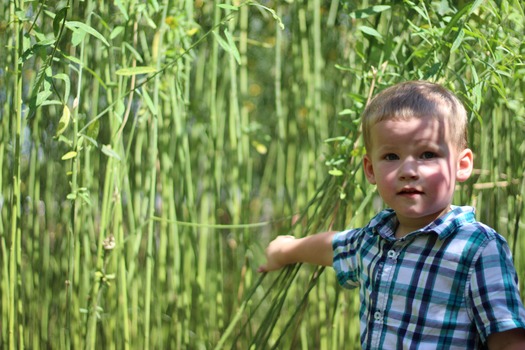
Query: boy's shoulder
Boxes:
[
  {"xmin": 437, "ymin": 208, "xmax": 513, "ymax": 267},
  {"xmin": 432, "ymin": 205, "xmax": 504, "ymax": 245},
  {"xmin": 446, "ymin": 208, "xmax": 506, "ymax": 246}
]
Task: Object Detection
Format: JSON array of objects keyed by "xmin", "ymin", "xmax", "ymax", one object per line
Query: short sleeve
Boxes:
[
  {"xmin": 467, "ymin": 236, "xmax": 525, "ymax": 343},
  {"xmin": 332, "ymin": 229, "xmax": 362, "ymax": 289}
]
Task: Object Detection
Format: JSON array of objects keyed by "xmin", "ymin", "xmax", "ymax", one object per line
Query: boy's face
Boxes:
[{"xmin": 363, "ymin": 117, "xmax": 473, "ymax": 228}]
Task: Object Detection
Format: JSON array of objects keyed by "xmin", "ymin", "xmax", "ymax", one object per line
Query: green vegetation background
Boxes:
[{"xmin": 1, "ymin": 0, "xmax": 524, "ymax": 349}]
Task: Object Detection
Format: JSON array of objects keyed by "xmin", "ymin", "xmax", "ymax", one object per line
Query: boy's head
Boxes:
[
  {"xmin": 361, "ymin": 81, "xmax": 468, "ymax": 152},
  {"xmin": 360, "ymin": 81, "xmax": 474, "ymax": 232}
]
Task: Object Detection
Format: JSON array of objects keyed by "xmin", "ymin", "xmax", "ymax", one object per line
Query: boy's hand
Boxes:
[{"xmin": 257, "ymin": 235, "xmax": 296, "ymax": 273}]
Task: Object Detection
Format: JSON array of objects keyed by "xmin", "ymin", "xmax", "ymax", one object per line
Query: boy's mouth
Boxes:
[{"xmin": 398, "ymin": 188, "xmax": 423, "ymax": 195}]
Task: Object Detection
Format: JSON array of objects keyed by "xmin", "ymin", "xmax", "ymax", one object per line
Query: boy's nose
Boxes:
[{"xmin": 399, "ymin": 159, "xmax": 419, "ymax": 180}]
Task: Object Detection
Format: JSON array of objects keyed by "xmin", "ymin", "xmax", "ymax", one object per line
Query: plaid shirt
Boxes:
[{"xmin": 333, "ymin": 206, "xmax": 525, "ymax": 349}]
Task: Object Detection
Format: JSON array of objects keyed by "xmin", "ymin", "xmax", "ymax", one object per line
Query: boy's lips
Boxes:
[{"xmin": 398, "ymin": 187, "xmax": 423, "ymax": 195}]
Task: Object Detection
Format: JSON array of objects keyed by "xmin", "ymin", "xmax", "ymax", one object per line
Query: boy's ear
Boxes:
[
  {"xmin": 363, "ymin": 155, "xmax": 377, "ymax": 184},
  {"xmin": 456, "ymin": 148, "xmax": 474, "ymax": 182}
]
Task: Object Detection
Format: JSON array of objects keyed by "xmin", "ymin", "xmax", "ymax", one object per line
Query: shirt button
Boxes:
[
  {"xmin": 387, "ymin": 250, "xmax": 396, "ymax": 259},
  {"xmin": 374, "ymin": 311, "xmax": 383, "ymax": 320}
]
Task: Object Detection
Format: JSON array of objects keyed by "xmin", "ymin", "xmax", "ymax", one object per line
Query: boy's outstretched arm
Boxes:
[{"xmin": 257, "ymin": 231, "xmax": 336, "ymax": 272}]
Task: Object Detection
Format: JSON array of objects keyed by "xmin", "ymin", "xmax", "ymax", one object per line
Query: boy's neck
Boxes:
[{"xmin": 394, "ymin": 206, "xmax": 452, "ymax": 239}]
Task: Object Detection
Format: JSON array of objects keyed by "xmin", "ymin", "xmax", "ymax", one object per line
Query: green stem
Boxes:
[{"xmin": 9, "ymin": 2, "xmax": 23, "ymax": 349}]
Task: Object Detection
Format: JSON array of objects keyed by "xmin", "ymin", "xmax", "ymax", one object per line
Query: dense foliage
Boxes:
[{"xmin": 1, "ymin": 0, "xmax": 524, "ymax": 348}]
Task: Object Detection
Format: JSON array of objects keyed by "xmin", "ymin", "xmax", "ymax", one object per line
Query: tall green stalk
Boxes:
[{"xmin": 8, "ymin": 1, "xmax": 23, "ymax": 348}]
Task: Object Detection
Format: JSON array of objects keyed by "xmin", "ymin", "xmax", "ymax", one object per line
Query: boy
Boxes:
[{"xmin": 258, "ymin": 81, "xmax": 525, "ymax": 349}]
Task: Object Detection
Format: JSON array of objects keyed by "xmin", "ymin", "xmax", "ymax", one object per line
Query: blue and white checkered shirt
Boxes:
[{"xmin": 333, "ymin": 206, "xmax": 525, "ymax": 349}]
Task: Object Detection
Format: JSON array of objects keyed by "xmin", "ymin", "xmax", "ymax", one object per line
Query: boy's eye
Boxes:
[
  {"xmin": 384, "ymin": 153, "xmax": 399, "ymax": 161},
  {"xmin": 421, "ymin": 151, "xmax": 436, "ymax": 159}
]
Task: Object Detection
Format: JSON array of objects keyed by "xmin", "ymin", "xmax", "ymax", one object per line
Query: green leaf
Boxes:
[
  {"xmin": 110, "ymin": 26, "xmax": 125, "ymax": 40},
  {"xmin": 218, "ymin": 4, "xmax": 239, "ymax": 11},
  {"xmin": 78, "ymin": 191, "xmax": 92, "ymax": 206},
  {"xmin": 55, "ymin": 105, "xmax": 71, "ymax": 137},
  {"xmin": 212, "ymin": 30, "xmax": 230, "ymax": 54},
  {"xmin": 358, "ymin": 26, "xmax": 383, "ymax": 40},
  {"xmin": 249, "ymin": 3, "xmax": 284, "ymax": 30},
  {"xmin": 61, "ymin": 151, "xmax": 77, "ymax": 160},
  {"xmin": 101, "ymin": 145, "xmax": 121, "ymax": 161},
  {"xmin": 224, "ymin": 28, "xmax": 241, "ymax": 65},
  {"xmin": 115, "ymin": 0, "xmax": 129, "ymax": 20},
  {"xmin": 53, "ymin": 7, "xmax": 68, "ymax": 38},
  {"xmin": 350, "ymin": 5, "xmax": 391, "ymax": 19},
  {"xmin": 450, "ymin": 28, "xmax": 465, "ymax": 53},
  {"xmin": 54, "ymin": 73, "xmax": 71, "ymax": 102},
  {"xmin": 36, "ymin": 89, "xmax": 53, "ymax": 106},
  {"xmin": 411, "ymin": 6, "xmax": 428, "ymax": 21},
  {"xmin": 139, "ymin": 88, "xmax": 158, "ymax": 115},
  {"xmin": 66, "ymin": 21, "xmax": 110, "ymax": 46},
  {"xmin": 71, "ymin": 29, "xmax": 86, "ymax": 46},
  {"xmin": 41, "ymin": 100, "xmax": 63, "ymax": 106},
  {"xmin": 329, "ymin": 169, "xmax": 343, "ymax": 176},
  {"xmin": 338, "ymin": 109, "xmax": 354, "ymax": 115},
  {"xmin": 123, "ymin": 42, "xmax": 144, "ymax": 62},
  {"xmin": 115, "ymin": 66, "xmax": 157, "ymax": 76}
]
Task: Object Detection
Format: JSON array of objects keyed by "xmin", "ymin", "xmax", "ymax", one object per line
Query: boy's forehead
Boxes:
[
  {"xmin": 373, "ymin": 114, "xmax": 452, "ymax": 130},
  {"xmin": 369, "ymin": 117, "xmax": 452, "ymax": 146}
]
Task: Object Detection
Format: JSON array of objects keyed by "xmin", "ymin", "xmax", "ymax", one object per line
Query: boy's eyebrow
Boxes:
[{"xmin": 374, "ymin": 141, "xmax": 447, "ymax": 152}]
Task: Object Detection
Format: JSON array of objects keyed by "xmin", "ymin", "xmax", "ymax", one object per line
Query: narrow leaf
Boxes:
[
  {"xmin": 114, "ymin": 0, "xmax": 129, "ymax": 20},
  {"xmin": 53, "ymin": 7, "xmax": 68, "ymax": 38},
  {"xmin": 71, "ymin": 29, "xmax": 86, "ymax": 46},
  {"xmin": 54, "ymin": 73, "xmax": 71, "ymax": 102},
  {"xmin": 140, "ymin": 89, "xmax": 158, "ymax": 115},
  {"xmin": 329, "ymin": 169, "xmax": 343, "ymax": 176},
  {"xmin": 101, "ymin": 145, "xmax": 121, "ymax": 161},
  {"xmin": 358, "ymin": 26, "xmax": 383, "ymax": 40},
  {"xmin": 61, "ymin": 151, "xmax": 77, "ymax": 160},
  {"xmin": 218, "ymin": 4, "xmax": 239, "ymax": 11},
  {"xmin": 212, "ymin": 30, "xmax": 230, "ymax": 53},
  {"xmin": 56, "ymin": 105, "xmax": 71, "ymax": 137},
  {"xmin": 450, "ymin": 28, "xmax": 465, "ymax": 53},
  {"xmin": 110, "ymin": 26, "xmax": 125, "ymax": 40},
  {"xmin": 115, "ymin": 66, "xmax": 157, "ymax": 76},
  {"xmin": 66, "ymin": 21, "xmax": 110, "ymax": 46},
  {"xmin": 350, "ymin": 5, "xmax": 391, "ymax": 19},
  {"xmin": 224, "ymin": 28, "xmax": 241, "ymax": 65}
]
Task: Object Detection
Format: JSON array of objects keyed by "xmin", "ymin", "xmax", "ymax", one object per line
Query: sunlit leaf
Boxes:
[
  {"xmin": 115, "ymin": 66, "xmax": 157, "ymax": 76},
  {"xmin": 140, "ymin": 88, "xmax": 158, "ymax": 115},
  {"xmin": 55, "ymin": 105, "xmax": 71, "ymax": 137},
  {"xmin": 224, "ymin": 28, "xmax": 241, "ymax": 65},
  {"xmin": 66, "ymin": 21, "xmax": 110, "ymax": 46},
  {"xmin": 358, "ymin": 26, "xmax": 383, "ymax": 40},
  {"xmin": 54, "ymin": 73, "xmax": 71, "ymax": 102},
  {"xmin": 450, "ymin": 28, "xmax": 465, "ymax": 53},
  {"xmin": 101, "ymin": 145, "xmax": 121, "ymax": 161},
  {"xmin": 218, "ymin": 4, "xmax": 239, "ymax": 11},
  {"xmin": 329, "ymin": 169, "xmax": 343, "ymax": 176},
  {"xmin": 350, "ymin": 5, "xmax": 391, "ymax": 19},
  {"xmin": 110, "ymin": 26, "xmax": 125, "ymax": 40},
  {"xmin": 61, "ymin": 151, "xmax": 77, "ymax": 160}
]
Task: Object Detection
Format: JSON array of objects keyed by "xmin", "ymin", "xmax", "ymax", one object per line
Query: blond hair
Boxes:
[{"xmin": 361, "ymin": 81, "xmax": 468, "ymax": 151}]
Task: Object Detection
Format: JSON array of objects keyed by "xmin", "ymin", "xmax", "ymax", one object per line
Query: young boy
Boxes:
[{"xmin": 258, "ymin": 81, "xmax": 525, "ymax": 349}]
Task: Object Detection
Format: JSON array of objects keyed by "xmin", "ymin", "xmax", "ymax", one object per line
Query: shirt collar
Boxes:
[{"xmin": 368, "ymin": 206, "xmax": 476, "ymax": 240}]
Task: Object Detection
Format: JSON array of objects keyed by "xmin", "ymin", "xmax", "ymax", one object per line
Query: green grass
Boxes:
[{"xmin": 1, "ymin": 0, "xmax": 524, "ymax": 348}]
